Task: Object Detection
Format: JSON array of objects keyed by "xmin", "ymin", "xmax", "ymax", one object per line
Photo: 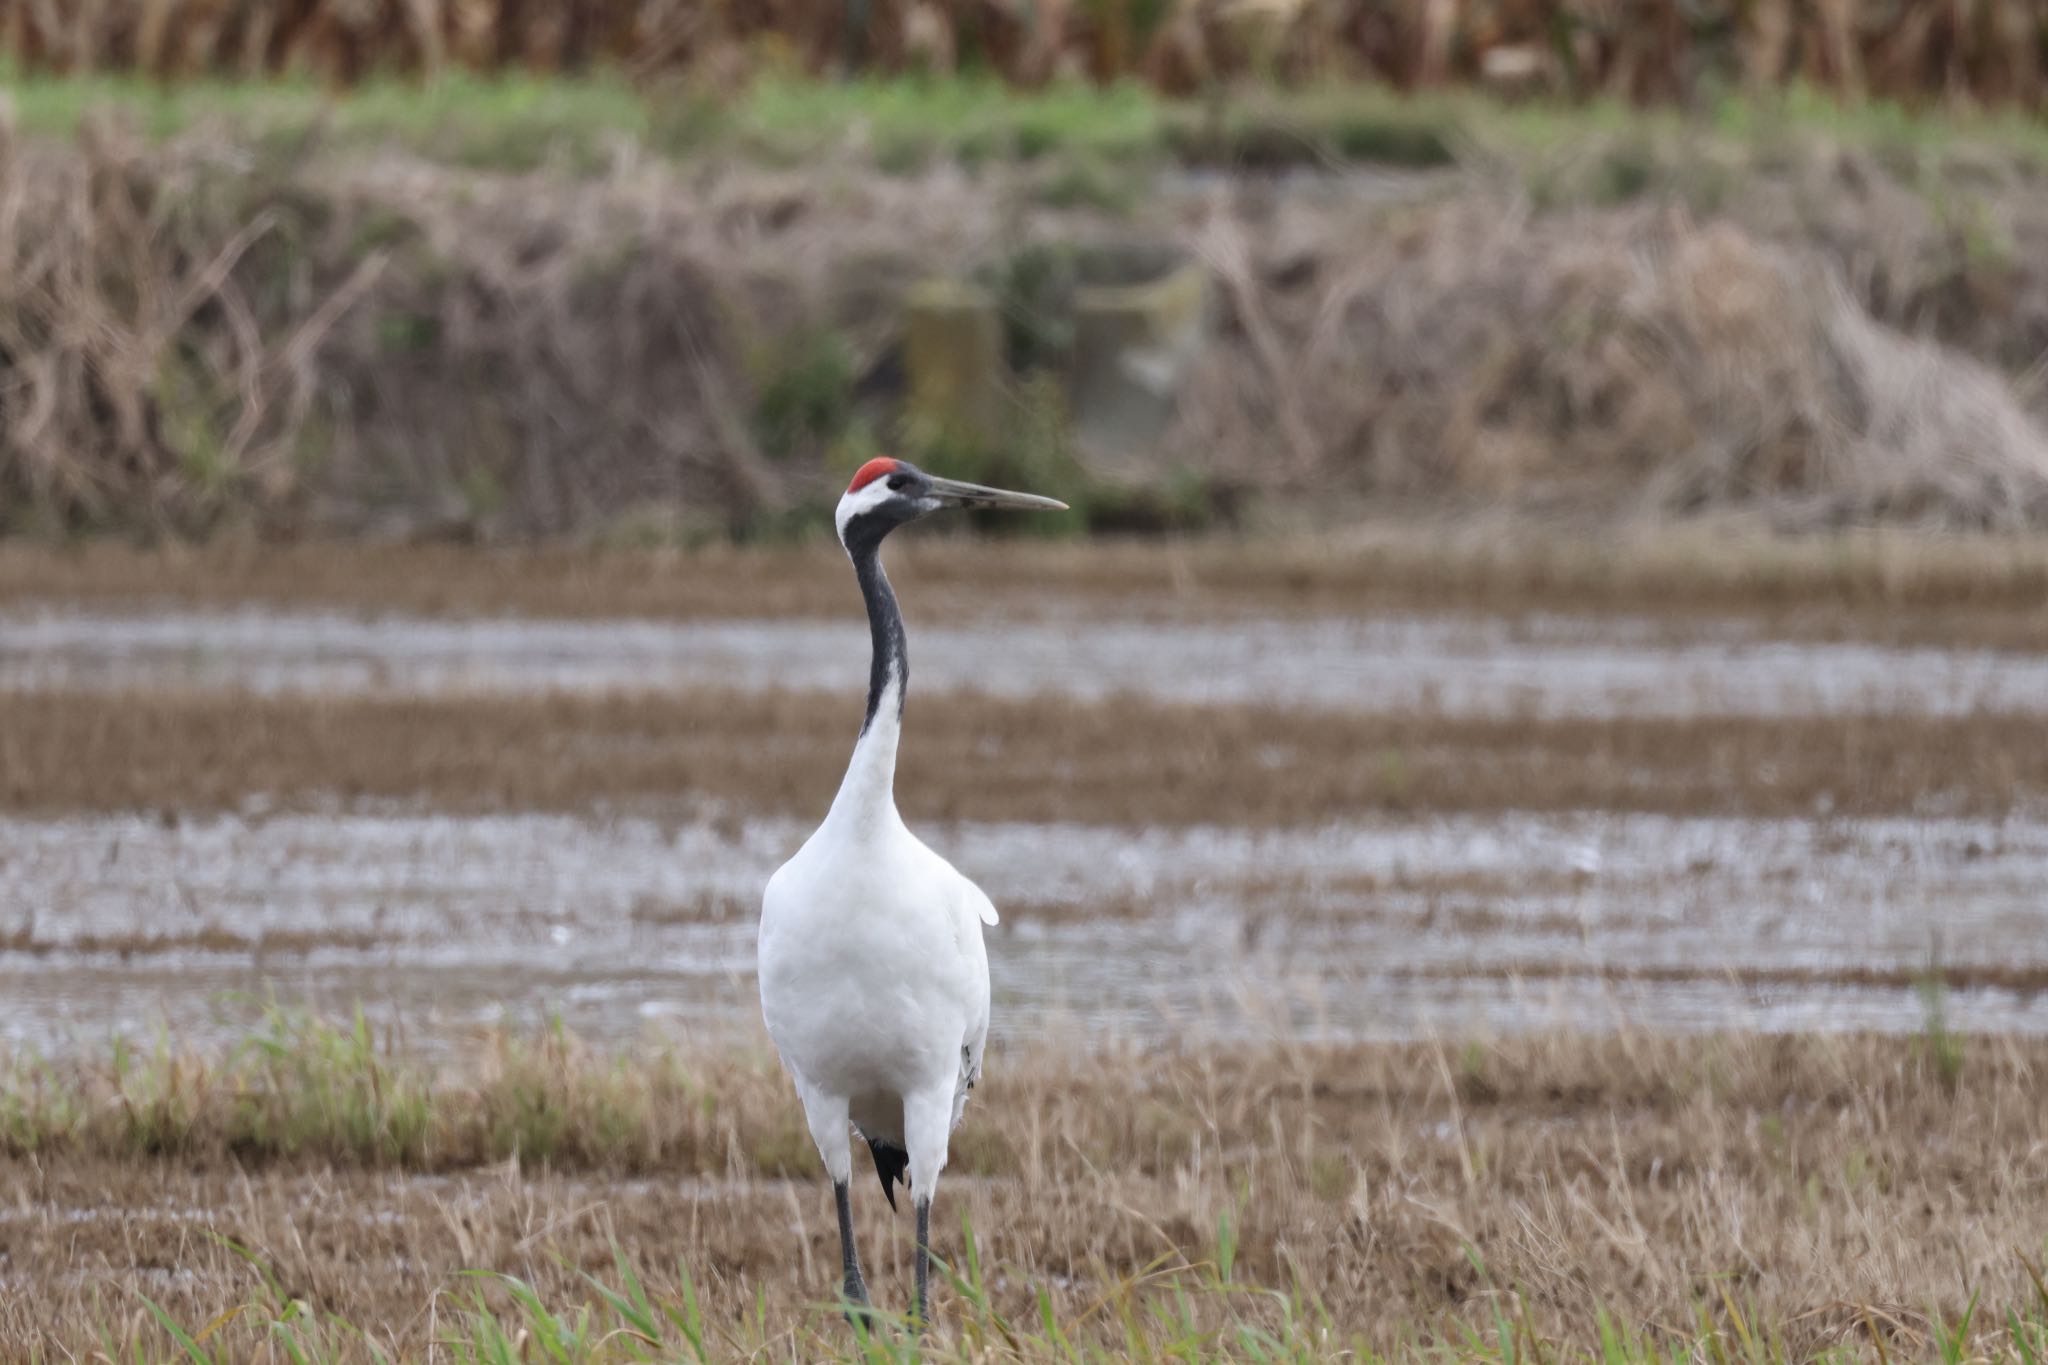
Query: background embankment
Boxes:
[{"xmin": 9, "ymin": 83, "xmax": 2048, "ymax": 540}]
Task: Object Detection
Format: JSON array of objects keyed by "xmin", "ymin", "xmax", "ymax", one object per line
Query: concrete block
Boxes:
[
  {"xmin": 904, "ymin": 279, "xmax": 1005, "ymax": 437},
  {"xmin": 1070, "ymin": 245, "xmax": 1210, "ymax": 463}
]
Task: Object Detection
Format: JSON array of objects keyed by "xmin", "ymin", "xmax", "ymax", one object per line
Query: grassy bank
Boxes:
[
  {"xmin": 0, "ymin": 1003, "xmax": 2022, "ymax": 1174},
  {"xmin": 18, "ymin": 69, "xmax": 2048, "ymax": 176},
  {"xmin": 4, "ymin": 1008, "xmax": 2046, "ymax": 1359}
]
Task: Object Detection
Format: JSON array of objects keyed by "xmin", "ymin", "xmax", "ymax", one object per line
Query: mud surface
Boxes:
[
  {"xmin": 5, "ymin": 688, "xmax": 2044, "ymax": 822},
  {"xmin": 5, "ymin": 536, "xmax": 2048, "ymax": 641}
]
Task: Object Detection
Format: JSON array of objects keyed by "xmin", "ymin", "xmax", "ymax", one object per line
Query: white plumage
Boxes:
[
  {"xmin": 758, "ymin": 671, "xmax": 995, "ymax": 1199},
  {"xmin": 756, "ymin": 457, "xmax": 1063, "ymax": 1331}
]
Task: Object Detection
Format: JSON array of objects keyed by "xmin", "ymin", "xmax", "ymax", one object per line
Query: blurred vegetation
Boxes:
[
  {"xmin": 13, "ymin": 0, "xmax": 2048, "ymax": 114},
  {"xmin": 7, "ymin": 59, "xmax": 2048, "ymax": 544}
]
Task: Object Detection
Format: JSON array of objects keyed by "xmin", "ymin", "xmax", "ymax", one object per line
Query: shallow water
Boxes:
[
  {"xmin": 4, "ymin": 808, "xmax": 2043, "ymax": 1054},
  {"xmin": 4, "ymin": 606, "xmax": 2047, "ymax": 716}
]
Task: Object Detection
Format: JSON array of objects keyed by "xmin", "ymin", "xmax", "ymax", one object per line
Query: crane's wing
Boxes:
[
  {"xmin": 908, "ymin": 825, "xmax": 1000, "ymax": 928},
  {"xmin": 961, "ymin": 876, "xmax": 999, "ymax": 927},
  {"xmin": 946, "ymin": 866, "xmax": 995, "ymax": 1129},
  {"xmin": 952, "ymin": 973, "xmax": 990, "ymax": 1132},
  {"xmin": 952, "ymin": 1025, "xmax": 985, "ymax": 1132}
]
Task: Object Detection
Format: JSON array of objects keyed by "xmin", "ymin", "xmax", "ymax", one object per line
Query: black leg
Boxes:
[
  {"xmin": 913, "ymin": 1195, "xmax": 932, "ymax": 1333},
  {"xmin": 834, "ymin": 1180, "xmax": 872, "ymax": 1324}
]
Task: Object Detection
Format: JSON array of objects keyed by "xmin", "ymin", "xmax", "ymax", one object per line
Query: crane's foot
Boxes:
[
  {"xmin": 840, "ymin": 1277, "xmax": 878, "ymax": 1333},
  {"xmin": 838, "ymin": 1261, "xmax": 885, "ymax": 1336}
]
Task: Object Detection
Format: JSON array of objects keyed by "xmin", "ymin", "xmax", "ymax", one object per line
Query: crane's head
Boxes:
[{"xmin": 834, "ymin": 457, "xmax": 1068, "ymax": 552}]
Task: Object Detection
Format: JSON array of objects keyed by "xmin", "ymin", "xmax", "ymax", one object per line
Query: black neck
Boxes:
[{"xmin": 849, "ymin": 538, "xmax": 907, "ymax": 734}]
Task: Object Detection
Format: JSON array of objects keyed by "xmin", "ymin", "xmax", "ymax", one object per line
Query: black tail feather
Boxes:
[{"xmin": 865, "ymin": 1138, "xmax": 909, "ymax": 1212}]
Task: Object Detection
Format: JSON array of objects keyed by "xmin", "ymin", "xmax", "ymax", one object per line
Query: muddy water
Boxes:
[
  {"xmin": 4, "ymin": 808, "xmax": 2045, "ymax": 1054},
  {"xmin": 6, "ymin": 607, "xmax": 2048, "ymax": 717}
]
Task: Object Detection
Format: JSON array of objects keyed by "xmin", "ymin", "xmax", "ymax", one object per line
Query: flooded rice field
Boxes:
[{"xmin": 3, "ymin": 550, "xmax": 2045, "ymax": 1054}]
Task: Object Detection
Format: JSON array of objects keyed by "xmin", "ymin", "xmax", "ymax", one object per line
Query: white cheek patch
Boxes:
[{"xmin": 834, "ymin": 478, "xmax": 898, "ymax": 542}]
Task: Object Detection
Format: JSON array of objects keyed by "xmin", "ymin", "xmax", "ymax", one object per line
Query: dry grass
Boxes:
[
  {"xmin": 1183, "ymin": 193, "xmax": 2048, "ymax": 531},
  {"xmin": 7, "ymin": 0, "xmax": 2048, "ymax": 111},
  {"xmin": 2, "ymin": 1014, "xmax": 2045, "ymax": 1359},
  {"xmin": 0, "ymin": 117, "xmax": 347, "ymax": 532},
  {"xmin": 0, "ymin": 119, "xmax": 1002, "ymax": 538},
  {"xmin": 7, "ymin": 109, "xmax": 2048, "ymax": 538},
  {"xmin": 6, "ymin": 686, "xmax": 2045, "ymax": 822}
]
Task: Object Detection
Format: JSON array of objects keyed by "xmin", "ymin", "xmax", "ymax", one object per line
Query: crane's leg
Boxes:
[
  {"xmin": 833, "ymin": 1178, "xmax": 872, "ymax": 1317},
  {"xmin": 798, "ymin": 1084, "xmax": 872, "ymax": 1318},
  {"xmin": 914, "ymin": 1194, "xmax": 933, "ymax": 1332},
  {"xmin": 903, "ymin": 1087, "xmax": 955, "ymax": 1334}
]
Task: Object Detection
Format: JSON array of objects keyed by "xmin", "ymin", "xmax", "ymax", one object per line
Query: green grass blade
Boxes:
[{"xmin": 137, "ymin": 1296, "xmax": 220, "ymax": 1365}]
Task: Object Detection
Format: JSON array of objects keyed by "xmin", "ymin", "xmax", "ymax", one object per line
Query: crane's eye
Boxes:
[{"xmin": 887, "ymin": 475, "xmax": 909, "ymax": 491}]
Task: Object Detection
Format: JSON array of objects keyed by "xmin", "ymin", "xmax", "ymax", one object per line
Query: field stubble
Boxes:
[{"xmin": 0, "ymin": 1017, "xmax": 2044, "ymax": 1361}]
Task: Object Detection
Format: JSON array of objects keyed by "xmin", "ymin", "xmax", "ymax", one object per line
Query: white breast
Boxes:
[{"xmin": 759, "ymin": 810, "xmax": 993, "ymax": 1106}]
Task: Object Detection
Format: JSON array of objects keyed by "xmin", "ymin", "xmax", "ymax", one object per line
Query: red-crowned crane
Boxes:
[{"xmin": 757, "ymin": 457, "xmax": 1067, "ymax": 1332}]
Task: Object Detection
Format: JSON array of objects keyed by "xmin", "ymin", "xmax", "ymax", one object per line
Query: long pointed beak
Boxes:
[{"xmin": 923, "ymin": 475, "xmax": 1069, "ymax": 512}]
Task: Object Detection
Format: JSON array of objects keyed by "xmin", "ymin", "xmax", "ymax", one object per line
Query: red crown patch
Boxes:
[{"xmin": 847, "ymin": 457, "xmax": 901, "ymax": 493}]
